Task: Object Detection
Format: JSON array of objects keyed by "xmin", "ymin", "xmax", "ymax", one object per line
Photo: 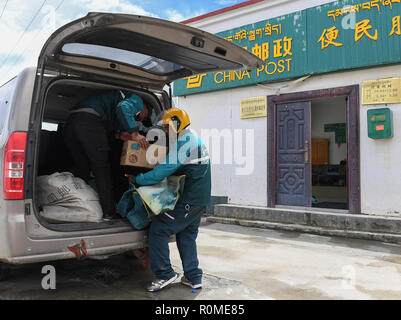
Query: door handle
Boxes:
[{"xmin": 304, "ymin": 140, "xmax": 309, "ymax": 163}]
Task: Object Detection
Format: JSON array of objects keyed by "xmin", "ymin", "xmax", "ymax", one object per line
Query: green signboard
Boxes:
[
  {"xmin": 174, "ymin": 0, "xmax": 401, "ymax": 96},
  {"xmin": 324, "ymin": 123, "xmax": 347, "ymax": 143}
]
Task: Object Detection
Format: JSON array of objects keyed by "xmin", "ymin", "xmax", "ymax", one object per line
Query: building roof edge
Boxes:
[{"xmin": 180, "ymin": 0, "xmax": 264, "ymax": 24}]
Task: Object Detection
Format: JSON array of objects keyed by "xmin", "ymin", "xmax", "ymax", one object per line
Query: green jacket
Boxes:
[
  {"xmin": 75, "ymin": 90, "xmax": 144, "ymax": 133},
  {"xmin": 135, "ymin": 129, "xmax": 211, "ymax": 206}
]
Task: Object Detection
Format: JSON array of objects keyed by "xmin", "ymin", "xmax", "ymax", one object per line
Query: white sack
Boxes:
[{"xmin": 36, "ymin": 172, "xmax": 103, "ymax": 223}]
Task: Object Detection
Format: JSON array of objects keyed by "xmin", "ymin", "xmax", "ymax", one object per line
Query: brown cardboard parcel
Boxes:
[{"xmin": 120, "ymin": 141, "xmax": 168, "ymax": 169}]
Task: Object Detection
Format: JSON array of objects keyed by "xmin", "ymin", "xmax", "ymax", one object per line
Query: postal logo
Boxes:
[{"xmin": 186, "ymin": 74, "xmax": 207, "ymax": 89}]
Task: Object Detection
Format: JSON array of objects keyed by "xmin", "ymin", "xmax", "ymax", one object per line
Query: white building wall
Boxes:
[
  {"xmin": 179, "ymin": 88, "xmax": 268, "ymax": 207},
  {"xmin": 179, "ymin": 65, "xmax": 401, "ymax": 215},
  {"xmin": 176, "ymin": 0, "xmax": 401, "ymax": 215}
]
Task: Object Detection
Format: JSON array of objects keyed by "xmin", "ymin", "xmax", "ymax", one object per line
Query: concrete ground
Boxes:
[
  {"xmin": 1, "ymin": 221, "xmax": 401, "ymax": 300},
  {"xmin": 171, "ymin": 222, "xmax": 401, "ymax": 300}
]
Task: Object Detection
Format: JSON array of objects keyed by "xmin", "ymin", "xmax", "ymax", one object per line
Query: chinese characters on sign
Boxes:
[
  {"xmin": 185, "ymin": 22, "xmax": 295, "ymax": 89},
  {"xmin": 319, "ymin": 16, "xmax": 399, "ymax": 50},
  {"xmin": 227, "ymin": 23, "xmax": 294, "ymax": 80},
  {"xmin": 240, "ymin": 97, "xmax": 268, "ymax": 119},
  {"xmin": 174, "ymin": 0, "xmax": 401, "ymax": 96},
  {"xmin": 246, "ymin": 36, "xmax": 293, "ymax": 61},
  {"xmin": 320, "ymin": 0, "xmax": 401, "ymax": 50},
  {"xmin": 318, "ymin": 26, "xmax": 344, "ymax": 49},
  {"xmin": 362, "ymin": 78, "xmax": 401, "ymax": 104},
  {"xmin": 390, "ymin": 15, "xmax": 401, "ymax": 34}
]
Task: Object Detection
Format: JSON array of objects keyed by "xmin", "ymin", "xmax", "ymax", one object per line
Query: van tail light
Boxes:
[{"xmin": 3, "ymin": 132, "xmax": 27, "ymax": 200}]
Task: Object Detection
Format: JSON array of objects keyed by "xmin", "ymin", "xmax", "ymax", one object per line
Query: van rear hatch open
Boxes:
[{"xmin": 38, "ymin": 13, "xmax": 265, "ymax": 90}]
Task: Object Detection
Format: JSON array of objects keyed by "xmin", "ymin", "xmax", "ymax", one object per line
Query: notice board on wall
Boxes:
[
  {"xmin": 240, "ymin": 96, "xmax": 268, "ymax": 119},
  {"xmin": 324, "ymin": 123, "xmax": 346, "ymax": 144},
  {"xmin": 362, "ymin": 78, "xmax": 401, "ymax": 105}
]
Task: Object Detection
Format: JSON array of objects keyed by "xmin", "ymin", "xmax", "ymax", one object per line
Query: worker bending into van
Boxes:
[
  {"xmin": 63, "ymin": 90, "xmax": 150, "ymax": 220},
  {"xmin": 132, "ymin": 108, "xmax": 211, "ymax": 292}
]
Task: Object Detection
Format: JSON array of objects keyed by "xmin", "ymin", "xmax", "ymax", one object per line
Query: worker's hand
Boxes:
[
  {"xmin": 125, "ymin": 174, "xmax": 140, "ymax": 188},
  {"xmin": 115, "ymin": 132, "xmax": 131, "ymax": 141},
  {"xmin": 125, "ymin": 174, "xmax": 134, "ymax": 184},
  {"xmin": 131, "ymin": 131, "xmax": 149, "ymax": 149},
  {"xmin": 119, "ymin": 132, "xmax": 131, "ymax": 141}
]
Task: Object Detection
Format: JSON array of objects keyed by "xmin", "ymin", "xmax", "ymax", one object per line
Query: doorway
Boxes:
[
  {"xmin": 267, "ymin": 85, "xmax": 360, "ymax": 214},
  {"xmin": 311, "ymin": 98, "xmax": 347, "ymax": 210}
]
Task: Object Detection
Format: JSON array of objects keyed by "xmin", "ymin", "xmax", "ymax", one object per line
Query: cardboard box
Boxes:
[{"xmin": 120, "ymin": 141, "xmax": 168, "ymax": 169}]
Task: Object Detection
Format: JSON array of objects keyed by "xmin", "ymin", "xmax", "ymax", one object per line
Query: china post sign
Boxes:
[{"xmin": 174, "ymin": 0, "xmax": 401, "ymax": 96}]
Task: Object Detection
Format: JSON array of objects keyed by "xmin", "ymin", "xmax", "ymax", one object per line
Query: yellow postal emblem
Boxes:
[{"xmin": 186, "ymin": 74, "xmax": 207, "ymax": 89}]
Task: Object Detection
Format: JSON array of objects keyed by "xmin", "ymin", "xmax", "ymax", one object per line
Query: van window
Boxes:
[
  {"xmin": 0, "ymin": 77, "xmax": 17, "ymax": 148},
  {"xmin": 62, "ymin": 43, "xmax": 184, "ymax": 75}
]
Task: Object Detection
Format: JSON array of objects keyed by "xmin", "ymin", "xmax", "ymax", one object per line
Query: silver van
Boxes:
[{"xmin": 0, "ymin": 13, "xmax": 263, "ymax": 278}]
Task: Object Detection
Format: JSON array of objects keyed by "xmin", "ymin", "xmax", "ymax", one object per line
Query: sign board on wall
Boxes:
[
  {"xmin": 240, "ymin": 96, "xmax": 267, "ymax": 119},
  {"xmin": 324, "ymin": 123, "xmax": 347, "ymax": 143},
  {"xmin": 362, "ymin": 78, "xmax": 401, "ymax": 104},
  {"xmin": 174, "ymin": 0, "xmax": 401, "ymax": 96}
]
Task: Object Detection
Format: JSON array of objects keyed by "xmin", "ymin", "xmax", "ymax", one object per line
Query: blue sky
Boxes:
[{"xmin": 0, "ymin": 0, "xmax": 244, "ymax": 84}]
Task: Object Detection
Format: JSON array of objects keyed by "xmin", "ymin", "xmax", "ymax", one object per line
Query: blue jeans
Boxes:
[{"xmin": 148, "ymin": 203, "xmax": 204, "ymax": 284}]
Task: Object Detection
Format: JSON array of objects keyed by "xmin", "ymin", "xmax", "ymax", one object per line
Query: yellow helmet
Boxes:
[{"xmin": 162, "ymin": 108, "xmax": 191, "ymax": 133}]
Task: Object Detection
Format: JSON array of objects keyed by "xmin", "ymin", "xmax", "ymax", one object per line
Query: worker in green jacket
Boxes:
[
  {"xmin": 64, "ymin": 90, "xmax": 151, "ymax": 220},
  {"xmin": 132, "ymin": 108, "xmax": 211, "ymax": 292}
]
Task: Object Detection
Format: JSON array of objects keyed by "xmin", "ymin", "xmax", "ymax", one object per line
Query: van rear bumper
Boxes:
[
  {"xmin": 3, "ymin": 230, "xmax": 148, "ymax": 264},
  {"xmin": 0, "ymin": 201, "xmax": 148, "ymax": 265},
  {"xmin": 4, "ymin": 237, "xmax": 147, "ymax": 264}
]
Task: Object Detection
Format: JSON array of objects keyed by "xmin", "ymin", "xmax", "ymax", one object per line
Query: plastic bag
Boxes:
[
  {"xmin": 117, "ymin": 175, "xmax": 185, "ymax": 229},
  {"xmin": 136, "ymin": 175, "xmax": 186, "ymax": 216},
  {"xmin": 117, "ymin": 184, "xmax": 150, "ymax": 230}
]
